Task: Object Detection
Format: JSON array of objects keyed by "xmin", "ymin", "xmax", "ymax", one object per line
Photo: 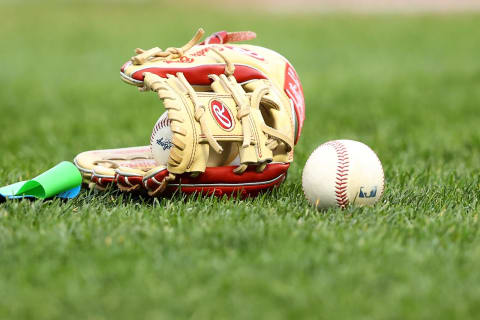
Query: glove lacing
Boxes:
[
  {"xmin": 131, "ymin": 28, "xmax": 236, "ymax": 76},
  {"xmin": 132, "ymin": 29, "xmax": 206, "ymax": 65}
]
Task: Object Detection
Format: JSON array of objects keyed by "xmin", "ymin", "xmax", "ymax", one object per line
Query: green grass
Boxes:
[{"xmin": 1, "ymin": 1, "xmax": 480, "ymax": 319}]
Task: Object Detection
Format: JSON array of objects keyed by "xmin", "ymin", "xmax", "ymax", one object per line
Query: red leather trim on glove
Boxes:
[
  {"xmin": 201, "ymin": 31, "xmax": 228, "ymax": 44},
  {"xmin": 91, "ymin": 175, "xmax": 115, "ymax": 190},
  {"xmin": 130, "ymin": 65, "xmax": 267, "ymax": 86},
  {"xmin": 143, "ymin": 163, "xmax": 290, "ymax": 197},
  {"xmin": 116, "ymin": 175, "xmax": 143, "ymax": 191},
  {"xmin": 200, "ymin": 30, "xmax": 257, "ymax": 45}
]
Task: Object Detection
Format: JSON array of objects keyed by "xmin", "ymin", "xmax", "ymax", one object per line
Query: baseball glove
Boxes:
[{"xmin": 74, "ymin": 28, "xmax": 305, "ymax": 197}]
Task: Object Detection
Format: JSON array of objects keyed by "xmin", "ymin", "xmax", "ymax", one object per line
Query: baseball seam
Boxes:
[
  {"xmin": 326, "ymin": 141, "xmax": 350, "ymax": 209},
  {"xmin": 150, "ymin": 115, "xmax": 171, "ymax": 145}
]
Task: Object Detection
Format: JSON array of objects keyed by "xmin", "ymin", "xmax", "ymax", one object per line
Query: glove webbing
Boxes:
[
  {"xmin": 131, "ymin": 27, "xmax": 257, "ymax": 156},
  {"xmin": 134, "ymin": 28, "xmax": 290, "ymax": 175},
  {"xmin": 143, "ymin": 72, "xmax": 273, "ymax": 174}
]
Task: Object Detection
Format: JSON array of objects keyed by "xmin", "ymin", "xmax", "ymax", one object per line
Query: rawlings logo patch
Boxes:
[{"xmin": 210, "ymin": 99, "xmax": 234, "ymax": 131}]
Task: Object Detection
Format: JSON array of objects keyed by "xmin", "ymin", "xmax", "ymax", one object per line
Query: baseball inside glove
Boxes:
[{"xmin": 74, "ymin": 28, "xmax": 305, "ymax": 197}]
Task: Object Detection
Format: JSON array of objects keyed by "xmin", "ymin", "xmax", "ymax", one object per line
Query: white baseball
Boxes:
[
  {"xmin": 302, "ymin": 140, "xmax": 384, "ymax": 209},
  {"xmin": 150, "ymin": 111, "xmax": 173, "ymax": 166}
]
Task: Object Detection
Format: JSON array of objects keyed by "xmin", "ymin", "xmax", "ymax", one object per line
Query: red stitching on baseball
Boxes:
[
  {"xmin": 326, "ymin": 141, "xmax": 350, "ymax": 209},
  {"xmin": 150, "ymin": 114, "xmax": 171, "ymax": 145}
]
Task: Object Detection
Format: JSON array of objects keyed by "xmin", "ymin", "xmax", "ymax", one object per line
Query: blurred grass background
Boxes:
[{"xmin": 1, "ymin": 1, "xmax": 480, "ymax": 319}]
